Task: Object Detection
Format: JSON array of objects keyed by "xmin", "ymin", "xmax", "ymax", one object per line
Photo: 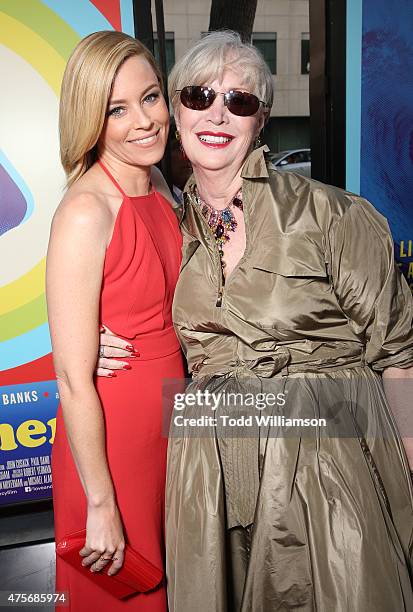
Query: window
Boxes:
[
  {"xmin": 253, "ymin": 33, "xmax": 277, "ymax": 74},
  {"xmin": 301, "ymin": 33, "xmax": 310, "ymax": 75},
  {"xmin": 290, "ymin": 151, "xmax": 309, "ymax": 164},
  {"xmin": 285, "ymin": 152, "xmax": 302, "ymax": 165},
  {"xmin": 153, "ymin": 32, "xmax": 175, "ymax": 75}
]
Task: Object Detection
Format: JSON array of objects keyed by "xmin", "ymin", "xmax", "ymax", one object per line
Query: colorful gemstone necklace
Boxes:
[{"xmin": 196, "ymin": 188, "xmax": 243, "ymax": 267}]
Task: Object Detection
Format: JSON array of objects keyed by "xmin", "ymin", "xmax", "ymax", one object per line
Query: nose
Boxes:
[
  {"xmin": 131, "ymin": 104, "xmax": 153, "ymax": 130},
  {"xmin": 206, "ymin": 93, "xmax": 229, "ymax": 125}
]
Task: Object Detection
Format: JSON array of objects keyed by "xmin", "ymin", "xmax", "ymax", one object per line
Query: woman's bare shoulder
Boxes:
[{"xmin": 52, "ymin": 168, "xmax": 114, "ymax": 235}]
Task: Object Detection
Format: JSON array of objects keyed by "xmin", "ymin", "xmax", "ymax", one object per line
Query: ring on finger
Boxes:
[{"xmin": 99, "ymin": 346, "xmax": 105, "ymax": 358}]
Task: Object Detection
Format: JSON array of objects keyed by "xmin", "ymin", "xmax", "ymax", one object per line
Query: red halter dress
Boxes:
[{"xmin": 52, "ymin": 161, "xmax": 184, "ymax": 611}]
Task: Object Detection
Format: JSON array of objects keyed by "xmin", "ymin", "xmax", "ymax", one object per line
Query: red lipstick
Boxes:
[{"xmin": 196, "ymin": 131, "xmax": 234, "ymax": 149}]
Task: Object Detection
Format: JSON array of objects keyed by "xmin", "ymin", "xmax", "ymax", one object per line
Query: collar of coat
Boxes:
[
  {"xmin": 240, "ymin": 144, "xmax": 270, "ymax": 179},
  {"xmin": 179, "ymin": 145, "xmax": 271, "ymax": 225}
]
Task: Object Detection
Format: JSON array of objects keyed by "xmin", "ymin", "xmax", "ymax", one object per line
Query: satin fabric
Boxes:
[{"xmin": 166, "ymin": 147, "xmax": 413, "ymax": 611}]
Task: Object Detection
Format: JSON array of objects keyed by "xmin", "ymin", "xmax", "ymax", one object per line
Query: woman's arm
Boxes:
[
  {"xmin": 46, "ymin": 193, "xmax": 124, "ymax": 575},
  {"xmin": 328, "ymin": 197, "xmax": 413, "ymax": 470},
  {"xmin": 382, "ymin": 366, "xmax": 413, "ymax": 470}
]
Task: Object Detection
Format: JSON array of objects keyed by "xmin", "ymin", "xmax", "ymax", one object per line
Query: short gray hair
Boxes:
[{"xmin": 168, "ymin": 30, "xmax": 274, "ymax": 115}]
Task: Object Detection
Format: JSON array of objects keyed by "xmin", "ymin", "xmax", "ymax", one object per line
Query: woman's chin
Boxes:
[
  {"xmin": 191, "ymin": 158, "xmax": 240, "ymax": 173},
  {"xmin": 128, "ymin": 146, "xmax": 165, "ymax": 168}
]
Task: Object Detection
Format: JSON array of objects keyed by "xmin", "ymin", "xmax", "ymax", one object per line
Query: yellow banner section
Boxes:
[
  {"xmin": 0, "ymin": 259, "xmax": 46, "ymax": 315},
  {"xmin": 0, "ymin": 12, "xmax": 66, "ymax": 95}
]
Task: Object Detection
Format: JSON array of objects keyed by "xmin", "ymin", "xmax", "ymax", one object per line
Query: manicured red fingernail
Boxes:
[
  {"xmin": 123, "ymin": 364, "xmax": 132, "ymax": 370},
  {"xmin": 131, "ymin": 351, "xmax": 140, "ymax": 357},
  {"xmin": 108, "ymin": 372, "xmax": 117, "ymax": 378},
  {"xmin": 126, "ymin": 344, "xmax": 134, "ymax": 351}
]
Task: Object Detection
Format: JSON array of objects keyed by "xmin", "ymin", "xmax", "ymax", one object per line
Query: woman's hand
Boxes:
[
  {"xmin": 96, "ymin": 326, "xmax": 138, "ymax": 377},
  {"xmin": 80, "ymin": 501, "xmax": 125, "ymax": 576}
]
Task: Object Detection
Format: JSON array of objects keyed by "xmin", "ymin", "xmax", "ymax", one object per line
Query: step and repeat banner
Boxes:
[
  {"xmin": 347, "ymin": 0, "xmax": 413, "ymax": 287},
  {"xmin": 0, "ymin": 0, "xmax": 134, "ymax": 506}
]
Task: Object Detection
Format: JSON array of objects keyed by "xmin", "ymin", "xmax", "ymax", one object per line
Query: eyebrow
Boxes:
[{"xmin": 108, "ymin": 82, "xmax": 159, "ymax": 106}]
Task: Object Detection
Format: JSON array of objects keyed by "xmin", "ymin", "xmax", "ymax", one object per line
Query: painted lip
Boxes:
[
  {"xmin": 195, "ymin": 131, "xmax": 234, "ymax": 148},
  {"xmin": 127, "ymin": 128, "xmax": 161, "ymax": 146}
]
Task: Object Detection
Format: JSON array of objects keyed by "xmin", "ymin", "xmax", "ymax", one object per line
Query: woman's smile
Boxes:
[
  {"xmin": 196, "ymin": 131, "xmax": 234, "ymax": 148},
  {"xmin": 127, "ymin": 128, "xmax": 161, "ymax": 147}
]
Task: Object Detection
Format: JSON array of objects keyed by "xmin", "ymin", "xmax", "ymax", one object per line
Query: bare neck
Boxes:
[
  {"xmin": 99, "ymin": 152, "xmax": 151, "ymax": 196},
  {"xmin": 192, "ymin": 165, "xmax": 243, "ymax": 210}
]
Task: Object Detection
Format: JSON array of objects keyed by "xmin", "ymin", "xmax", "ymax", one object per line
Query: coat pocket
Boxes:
[{"xmin": 252, "ymin": 232, "xmax": 328, "ymax": 278}]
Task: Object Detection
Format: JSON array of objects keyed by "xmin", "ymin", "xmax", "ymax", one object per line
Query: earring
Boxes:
[
  {"xmin": 254, "ymin": 135, "xmax": 262, "ymax": 149},
  {"xmin": 175, "ymin": 130, "xmax": 181, "ymax": 141}
]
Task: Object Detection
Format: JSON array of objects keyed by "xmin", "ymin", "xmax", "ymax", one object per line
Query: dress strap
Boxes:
[{"xmin": 98, "ymin": 160, "xmax": 127, "ymax": 197}]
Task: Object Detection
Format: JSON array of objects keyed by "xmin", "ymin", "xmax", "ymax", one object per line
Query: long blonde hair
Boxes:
[{"xmin": 59, "ymin": 30, "xmax": 163, "ymax": 187}]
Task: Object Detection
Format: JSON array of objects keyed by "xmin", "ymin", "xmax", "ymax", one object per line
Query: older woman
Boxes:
[{"xmin": 98, "ymin": 31, "xmax": 413, "ymax": 611}]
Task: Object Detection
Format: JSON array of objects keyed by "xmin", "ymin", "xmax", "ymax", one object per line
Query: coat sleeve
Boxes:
[{"xmin": 329, "ymin": 196, "xmax": 413, "ymax": 371}]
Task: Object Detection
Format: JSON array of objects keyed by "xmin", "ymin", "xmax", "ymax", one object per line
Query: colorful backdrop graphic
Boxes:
[
  {"xmin": 347, "ymin": 0, "xmax": 413, "ymax": 287},
  {"xmin": 0, "ymin": 0, "xmax": 134, "ymax": 505}
]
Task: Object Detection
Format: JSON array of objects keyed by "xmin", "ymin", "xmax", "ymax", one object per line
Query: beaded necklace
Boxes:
[{"xmin": 196, "ymin": 188, "xmax": 243, "ymax": 269}]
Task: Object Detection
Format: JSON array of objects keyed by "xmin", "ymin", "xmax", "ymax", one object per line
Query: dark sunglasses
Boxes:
[{"xmin": 177, "ymin": 86, "xmax": 269, "ymax": 117}]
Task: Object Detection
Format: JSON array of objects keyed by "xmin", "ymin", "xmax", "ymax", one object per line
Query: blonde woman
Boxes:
[{"xmin": 47, "ymin": 31, "xmax": 183, "ymax": 610}]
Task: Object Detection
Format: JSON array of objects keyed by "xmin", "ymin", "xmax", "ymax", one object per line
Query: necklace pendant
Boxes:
[{"xmin": 215, "ymin": 224, "xmax": 225, "ymax": 239}]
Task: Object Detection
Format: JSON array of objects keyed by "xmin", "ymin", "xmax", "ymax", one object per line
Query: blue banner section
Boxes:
[
  {"xmin": 0, "ymin": 381, "xmax": 59, "ymax": 506},
  {"xmin": 361, "ymin": 0, "xmax": 413, "ymax": 287}
]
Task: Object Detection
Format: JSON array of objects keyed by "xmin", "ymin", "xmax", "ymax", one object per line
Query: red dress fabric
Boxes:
[{"xmin": 52, "ymin": 163, "xmax": 184, "ymax": 611}]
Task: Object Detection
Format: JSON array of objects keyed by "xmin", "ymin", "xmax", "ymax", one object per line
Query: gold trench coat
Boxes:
[{"xmin": 166, "ymin": 146, "xmax": 413, "ymax": 611}]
